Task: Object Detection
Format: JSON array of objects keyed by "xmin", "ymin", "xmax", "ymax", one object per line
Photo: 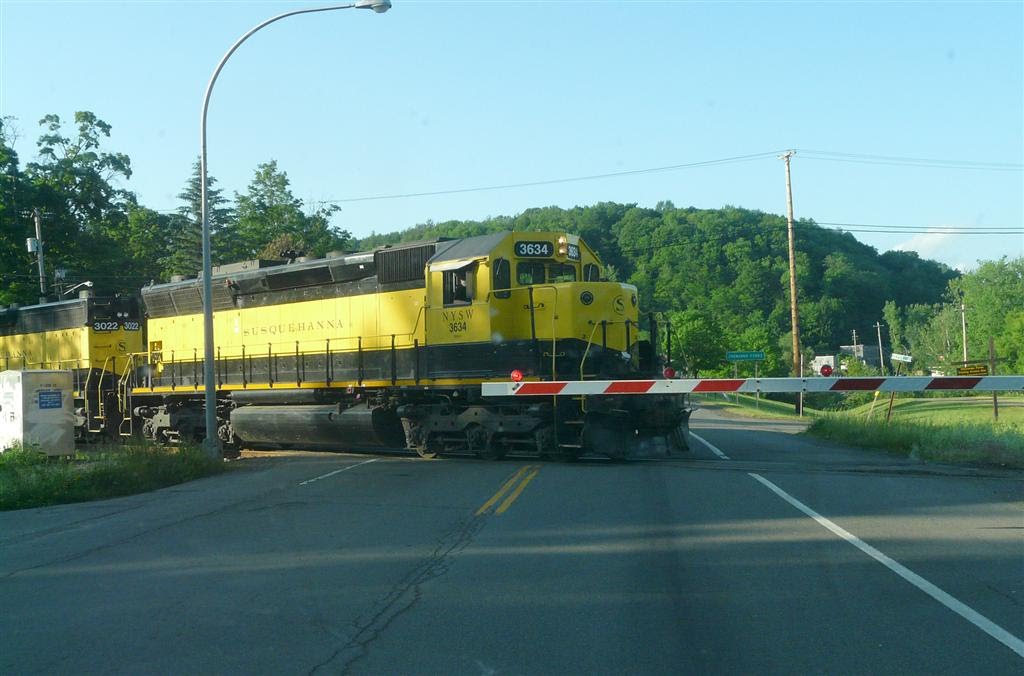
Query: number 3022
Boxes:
[{"xmin": 92, "ymin": 321, "xmax": 140, "ymax": 331}]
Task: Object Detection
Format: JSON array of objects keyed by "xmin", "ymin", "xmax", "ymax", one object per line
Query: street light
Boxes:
[{"xmin": 199, "ymin": 0, "xmax": 391, "ymax": 457}]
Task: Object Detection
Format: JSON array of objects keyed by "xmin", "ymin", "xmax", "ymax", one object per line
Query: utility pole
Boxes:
[
  {"xmin": 960, "ymin": 301, "xmax": 968, "ymax": 362},
  {"xmin": 31, "ymin": 208, "xmax": 46, "ymax": 298},
  {"xmin": 852, "ymin": 329, "xmax": 859, "ymax": 354},
  {"xmin": 780, "ymin": 150, "xmax": 801, "ymax": 413},
  {"xmin": 874, "ymin": 321, "xmax": 886, "ymax": 375}
]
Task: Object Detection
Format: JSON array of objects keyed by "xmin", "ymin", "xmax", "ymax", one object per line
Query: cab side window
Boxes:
[
  {"xmin": 517, "ymin": 262, "xmax": 545, "ymax": 286},
  {"xmin": 583, "ymin": 263, "xmax": 601, "ymax": 281},
  {"xmin": 443, "ymin": 264, "xmax": 476, "ymax": 305},
  {"xmin": 492, "ymin": 258, "xmax": 511, "ymax": 299}
]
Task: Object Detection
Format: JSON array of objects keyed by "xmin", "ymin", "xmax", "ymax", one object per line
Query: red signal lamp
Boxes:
[
  {"xmin": 510, "ymin": 369, "xmax": 524, "ymax": 382},
  {"xmin": 820, "ymin": 364, "xmax": 834, "ymax": 377},
  {"xmin": 663, "ymin": 367, "xmax": 676, "ymax": 379}
]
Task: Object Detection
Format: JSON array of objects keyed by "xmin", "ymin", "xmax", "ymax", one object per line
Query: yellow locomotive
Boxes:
[
  {"xmin": 0, "ymin": 293, "xmax": 144, "ymax": 438},
  {"xmin": 127, "ymin": 230, "xmax": 689, "ymax": 459}
]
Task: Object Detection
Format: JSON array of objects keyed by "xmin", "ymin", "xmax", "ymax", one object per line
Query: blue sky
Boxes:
[{"xmin": 2, "ymin": 0, "xmax": 1021, "ymax": 271}]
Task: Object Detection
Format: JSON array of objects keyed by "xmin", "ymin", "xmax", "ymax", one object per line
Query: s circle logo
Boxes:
[
  {"xmin": 612, "ymin": 296, "xmax": 625, "ymax": 315},
  {"xmin": 580, "ymin": 291, "xmax": 594, "ymax": 306}
]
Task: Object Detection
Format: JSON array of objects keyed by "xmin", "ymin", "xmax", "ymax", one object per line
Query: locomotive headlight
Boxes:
[
  {"xmin": 510, "ymin": 369, "xmax": 524, "ymax": 382},
  {"xmin": 557, "ymin": 235, "xmax": 568, "ymax": 257}
]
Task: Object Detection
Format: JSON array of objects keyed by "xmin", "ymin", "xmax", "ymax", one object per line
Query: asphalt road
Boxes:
[{"xmin": 2, "ymin": 403, "xmax": 1022, "ymax": 674}]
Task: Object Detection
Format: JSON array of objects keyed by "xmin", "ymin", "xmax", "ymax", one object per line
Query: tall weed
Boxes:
[
  {"xmin": 0, "ymin": 442, "xmax": 225, "ymax": 511},
  {"xmin": 807, "ymin": 416, "xmax": 1024, "ymax": 468}
]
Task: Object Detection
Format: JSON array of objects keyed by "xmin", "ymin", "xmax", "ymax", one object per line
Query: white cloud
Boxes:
[{"xmin": 893, "ymin": 229, "xmax": 958, "ymax": 257}]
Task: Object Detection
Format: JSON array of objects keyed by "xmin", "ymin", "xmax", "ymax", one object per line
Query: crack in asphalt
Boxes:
[{"xmin": 307, "ymin": 512, "xmax": 487, "ymax": 675}]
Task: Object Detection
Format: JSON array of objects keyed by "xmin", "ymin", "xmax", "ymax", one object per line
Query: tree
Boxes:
[
  {"xmin": 0, "ymin": 117, "xmax": 35, "ymax": 304},
  {"xmin": 996, "ymin": 311, "xmax": 1024, "ymax": 374},
  {"xmin": 669, "ymin": 309, "xmax": 730, "ymax": 376},
  {"xmin": 22, "ymin": 112, "xmax": 137, "ymax": 295},
  {"xmin": 233, "ymin": 160, "xmax": 350, "ymax": 260},
  {"xmin": 950, "ymin": 258, "xmax": 1024, "ymax": 360},
  {"xmin": 163, "ymin": 159, "xmax": 235, "ymax": 278}
]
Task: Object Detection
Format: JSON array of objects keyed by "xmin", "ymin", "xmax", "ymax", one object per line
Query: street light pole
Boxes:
[{"xmin": 199, "ymin": 0, "xmax": 391, "ymax": 457}]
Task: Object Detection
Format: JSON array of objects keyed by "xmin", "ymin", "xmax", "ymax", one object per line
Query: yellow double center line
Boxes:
[{"xmin": 476, "ymin": 465, "xmax": 541, "ymax": 516}]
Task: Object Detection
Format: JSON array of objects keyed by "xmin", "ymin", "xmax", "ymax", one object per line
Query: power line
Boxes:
[
  {"xmin": 817, "ymin": 221, "xmax": 1021, "ymax": 233},
  {"xmin": 138, "ymin": 148, "xmax": 1022, "ymax": 211},
  {"xmin": 794, "ymin": 149, "xmax": 1022, "ymax": 171},
  {"xmin": 321, "ymin": 151, "xmax": 787, "ymax": 204},
  {"xmin": 831, "ymin": 228, "xmax": 1020, "ymax": 235}
]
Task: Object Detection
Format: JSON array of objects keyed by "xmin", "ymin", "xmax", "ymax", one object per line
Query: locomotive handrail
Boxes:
[
  {"xmin": 117, "ymin": 355, "xmax": 136, "ymax": 437},
  {"xmin": 135, "ymin": 325, "xmax": 428, "ymax": 390},
  {"xmin": 485, "ymin": 284, "xmax": 561, "ymax": 379}
]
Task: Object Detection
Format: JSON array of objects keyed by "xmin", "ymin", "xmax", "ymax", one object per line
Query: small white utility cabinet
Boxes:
[{"xmin": 0, "ymin": 370, "xmax": 75, "ymax": 456}]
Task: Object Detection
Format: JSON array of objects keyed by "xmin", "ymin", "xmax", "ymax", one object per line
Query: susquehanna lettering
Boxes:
[{"xmin": 242, "ymin": 319, "xmax": 344, "ymax": 338}]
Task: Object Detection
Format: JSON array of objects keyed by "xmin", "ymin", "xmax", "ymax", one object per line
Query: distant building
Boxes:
[
  {"xmin": 810, "ymin": 355, "xmax": 836, "ymax": 375},
  {"xmin": 839, "ymin": 344, "xmax": 884, "ymax": 369}
]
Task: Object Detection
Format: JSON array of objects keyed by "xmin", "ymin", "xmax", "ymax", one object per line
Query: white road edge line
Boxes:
[
  {"xmin": 690, "ymin": 431, "xmax": 730, "ymax": 460},
  {"xmin": 748, "ymin": 472, "xmax": 1024, "ymax": 659},
  {"xmin": 299, "ymin": 458, "xmax": 378, "ymax": 486}
]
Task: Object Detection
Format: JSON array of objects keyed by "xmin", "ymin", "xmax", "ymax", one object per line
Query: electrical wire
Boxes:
[
  {"xmin": 794, "ymin": 149, "xmax": 1022, "ymax": 171},
  {"xmin": 135, "ymin": 148, "xmax": 1022, "ymax": 212},
  {"xmin": 320, "ymin": 151, "xmax": 787, "ymax": 204}
]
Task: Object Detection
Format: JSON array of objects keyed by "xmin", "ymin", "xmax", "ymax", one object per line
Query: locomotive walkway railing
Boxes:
[{"xmin": 129, "ymin": 327, "xmax": 426, "ymax": 391}]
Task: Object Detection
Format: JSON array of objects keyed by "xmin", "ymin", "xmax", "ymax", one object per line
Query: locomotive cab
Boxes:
[{"xmin": 425, "ymin": 231, "xmax": 642, "ymax": 380}]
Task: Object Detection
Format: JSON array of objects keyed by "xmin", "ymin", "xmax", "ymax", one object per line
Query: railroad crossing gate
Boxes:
[{"xmin": 482, "ymin": 376, "xmax": 1024, "ymax": 397}]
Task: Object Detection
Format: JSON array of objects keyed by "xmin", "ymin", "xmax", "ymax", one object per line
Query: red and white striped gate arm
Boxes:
[{"xmin": 481, "ymin": 376, "xmax": 1024, "ymax": 397}]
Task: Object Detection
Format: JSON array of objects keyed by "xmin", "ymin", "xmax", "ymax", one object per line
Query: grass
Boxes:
[
  {"xmin": 697, "ymin": 391, "xmax": 1024, "ymax": 468},
  {"xmin": 694, "ymin": 392, "xmax": 819, "ymax": 420},
  {"xmin": 0, "ymin": 442, "xmax": 226, "ymax": 511},
  {"xmin": 807, "ymin": 415, "xmax": 1024, "ymax": 469},
  {"xmin": 842, "ymin": 395, "xmax": 1024, "ymax": 425}
]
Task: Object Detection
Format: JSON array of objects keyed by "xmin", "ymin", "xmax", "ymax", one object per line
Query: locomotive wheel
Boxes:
[
  {"xmin": 533, "ymin": 426, "xmax": 555, "ymax": 458},
  {"xmin": 467, "ymin": 424, "xmax": 506, "ymax": 461},
  {"xmin": 415, "ymin": 434, "xmax": 441, "ymax": 460}
]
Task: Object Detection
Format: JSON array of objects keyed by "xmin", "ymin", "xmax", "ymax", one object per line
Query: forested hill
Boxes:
[{"xmin": 359, "ymin": 202, "xmax": 958, "ymax": 371}]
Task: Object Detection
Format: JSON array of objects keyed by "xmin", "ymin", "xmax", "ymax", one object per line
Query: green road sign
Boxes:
[{"xmin": 726, "ymin": 351, "xmax": 766, "ymax": 361}]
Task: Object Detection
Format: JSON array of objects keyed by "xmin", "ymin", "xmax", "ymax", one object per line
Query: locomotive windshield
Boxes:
[{"xmin": 516, "ymin": 261, "xmax": 578, "ymax": 285}]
